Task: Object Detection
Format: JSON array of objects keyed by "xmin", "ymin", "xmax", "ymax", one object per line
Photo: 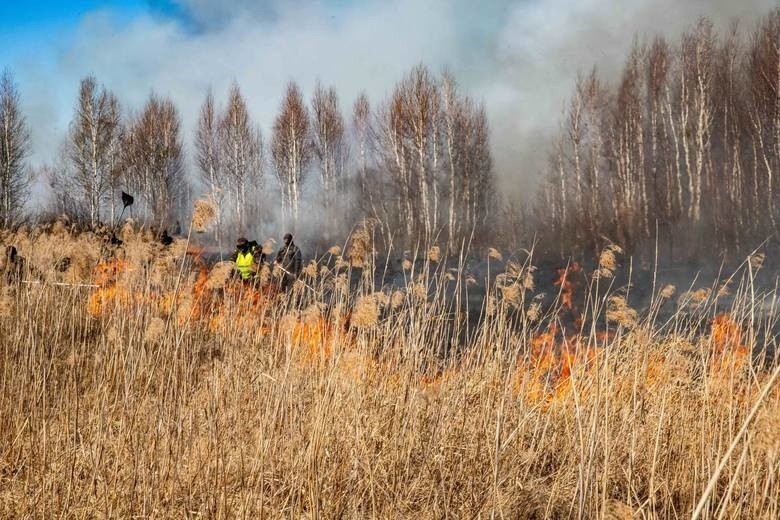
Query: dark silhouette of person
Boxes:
[{"xmin": 274, "ymin": 233, "xmax": 302, "ymax": 290}]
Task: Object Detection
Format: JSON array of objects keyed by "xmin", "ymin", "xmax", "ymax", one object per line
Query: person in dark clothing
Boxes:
[
  {"xmin": 3, "ymin": 246, "xmax": 25, "ymax": 285},
  {"xmin": 158, "ymin": 229, "xmax": 173, "ymax": 246},
  {"xmin": 274, "ymin": 233, "xmax": 302, "ymax": 290}
]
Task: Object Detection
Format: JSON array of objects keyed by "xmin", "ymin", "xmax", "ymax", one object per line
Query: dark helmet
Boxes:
[
  {"xmin": 236, "ymin": 237, "xmax": 250, "ymax": 252},
  {"xmin": 283, "ymin": 233, "xmax": 293, "ymax": 245}
]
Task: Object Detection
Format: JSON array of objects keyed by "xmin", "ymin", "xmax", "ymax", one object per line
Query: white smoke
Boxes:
[{"xmin": 5, "ymin": 0, "xmax": 777, "ymax": 206}]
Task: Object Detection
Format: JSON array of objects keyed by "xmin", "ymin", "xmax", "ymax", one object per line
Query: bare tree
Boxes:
[
  {"xmin": 0, "ymin": 69, "xmax": 30, "ymax": 228},
  {"xmin": 219, "ymin": 83, "xmax": 264, "ymax": 235},
  {"xmin": 352, "ymin": 92, "xmax": 372, "ymax": 198},
  {"xmin": 460, "ymin": 101, "xmax": 493, "ymax": 236},
  {"xmin": 123, "ymin": 94, "xmax": 185, "ymax": 230},
  {"xmin": 311, "ymin": 82, "xmax": 346, "ymax": 208},
  {"xmin": 271, "ymin": 81, "xmax": 311, "ymax": 226},
  {"xmin": 375, "ymin": 65, "xmax": 442, "ymax": 243},
  {"xmin": 43, "ymin": 147, "xmax": 85, "ymax": 221},
  {"xmin": 401, "ymin": 65, "xmax": 440, "ymax": 241},
  {"xmin": 442, "ymin": 71, "xmax": 461, "ymax": 250},
  {"xmin": 681, "ymin": 19, "xmax": 715, "ymax": 224},
  {"xmin": 747, "ymin": 10, "xmax": 780, "ymax": 233},
  {"xmin": 581, "ymin": 69, "xmax": 608, "ymax": 249},
  {"xmin": 646, "ymin": 37, "xmax": 673, "ymax": 230},
  {"xmin": 441, "ymin": 72, "xmax": 496, "ymax": 249},
  {"xmin": 610, "ymin": 42, "xmax": 646, "ymax": 246},
  {"xmin": 374, "ymin": 67, "xmax": 495, "ymax": 247},
  {"xmin": 377, "ymin": 87, "xmax": 415, "ymax": 238},
  {"xmin": 67, "ymin": 76, "xmax": 122, "ymax": 228},
  {"xmin": 712, "ymin": 23, "xmax": 746, "ymax": 246},
  {"xmin": 195, "ymin": 89, "xmax": 224, "ymax": 244}
]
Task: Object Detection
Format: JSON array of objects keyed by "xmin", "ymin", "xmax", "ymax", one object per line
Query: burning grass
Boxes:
[{"xmin": 0, "ymin": 226, "xmax": 779, "ymax": 518}]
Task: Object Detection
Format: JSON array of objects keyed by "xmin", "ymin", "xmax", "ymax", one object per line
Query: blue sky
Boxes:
[
  {"xmin": 0, "ymin": 1, "xmax": 142, "ymax": 31},
  {"xmin": 0, "ymin": 2, "xmax": 142, "ymax": 72}
]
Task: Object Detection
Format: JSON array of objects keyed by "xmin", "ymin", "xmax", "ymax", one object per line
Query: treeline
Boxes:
[
  {"xmin": 7, "ymin": 9, "xmax": 780, "ymax": 261},
  {"xmin": 539, "ymin": 11, "xmax": 780, "ymax": 259},
  {"xmin": 0, "ymin": 64, "xmax": 495, "ymax": 252}
]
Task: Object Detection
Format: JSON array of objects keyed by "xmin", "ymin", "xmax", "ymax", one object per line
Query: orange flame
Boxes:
[
  {"xmin": 87, "ymin": 285, "xmax": 132, "ymax": 316},
  {"xmin": 87, "ymin": 259, "xmax": 138, "ymax": 316},
  {"xmin": 709, "ymin": 313, "xmax": 749, "ymax": 377},
  {"xmin": 554, "ymin": 262, "xmax": 582, "ymax": 310},
  {"xmin": 513, "ymin": 323, "xmax": 602, "ymax": 404}
]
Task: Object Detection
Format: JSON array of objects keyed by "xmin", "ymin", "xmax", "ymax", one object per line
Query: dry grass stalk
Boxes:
[
  {"xmin": 607, "ymin": 295, "xmax": 638, "ymax": 329},
  {"xmin": 427, "ymin": 245, "xmax": 441, "ymax": 263},
  {"xmin": 410, "ymin": 282, "xmax": 427, "ymax": 300},
  {"xmin": 256, "ymin": 263, "xmax": 271, "ymax": 284},
  {"xmin": 168, "ymin": 238, "xmax": 189, "ymax": 259},
  {"xmin": 302, "ymin": 261, "xmax": 318, "ymax": 278},
  {"xmin": 144, "ymin": 317, "xmax": 166, "ymax": 343},
  {"xmin": 205, "ymin": 261, "xmax": 234, "ymax": 289},
  {"xmin": 596, "ymin": 244, "xmax": 623, "ymax": 279},
  {"xmin": 391, "ymin": 290, "xmax": 405, "ymax": 309},
  {"xmin": 352, "ymin": 295, "xmax": 380, "ymax": 329},
  {"xmin": 262, "ymin": 239, "xmax": 276, "ymax": 256},
  {"xmin": 192, "ymin": 198, "xmax": 217, "ymax": 232},
  {"xmin": 302, "ymin": 303, "xmax": 324, "ymax": 325},
  {"xmin": 500, "ymin": 283, "xmax": 522, "ymax": 307},
  {"xmin": 488, "ymin": 247, "xmax": 503, "ymax": 261},
  {"xmin": 334, "ymin": 273, "xmax": 349, "ymax": 293},
  {"xmin": 660, "ymin": 284, "xmax": 676, "ymax": 299},
  {"xmin": 526, "ymin": 301, "xmax": 541, "ymax": 321},
  {"xmin": 602, "ymin": 499, "xmax": 634, "ymax": 520},
  {"xmin": 1, "ymin": 226, "xmax": 779, "ymax": 518},
  {"xmin": 347, "ymin": 221, "xmax": 373, "ymax": 268},
  {"xmin": 749, "ymin": 252, "xmax": 765, "ymax": 271},
  {"xmin": 523, "ymin": 267, "xmax": 536, "ymax": 291},
  {"xmin": 0, "ymin": 288, "xmax": 12, "ymax": 318}
]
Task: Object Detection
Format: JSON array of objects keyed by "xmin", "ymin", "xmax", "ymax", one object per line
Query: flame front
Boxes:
[
  {"xmin": 554, "ymin": 262, "xmax": 582, "ymax": 310},
  {"xmin": 83, "ymin": 256, "xmax": 753, "ymax": 401},
  {"xmin": 709, "ymin": 313, "xmax": 749, "ymax": 378}
]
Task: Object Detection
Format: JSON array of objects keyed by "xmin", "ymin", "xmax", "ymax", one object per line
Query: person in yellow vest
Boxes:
[{"xmin": 231, "ymin": 237, "xmax": 265, "ymax": 281}]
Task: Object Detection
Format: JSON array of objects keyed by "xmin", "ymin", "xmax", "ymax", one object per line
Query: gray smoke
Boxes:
[{"xmin": 5, "ymin": 0, "xmax": 778, "ymax": 206}]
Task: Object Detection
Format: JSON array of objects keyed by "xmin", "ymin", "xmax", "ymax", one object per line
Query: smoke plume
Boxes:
[{"xmin": 4, "ymin": 0, "xmax": 777, "ymax": 202}]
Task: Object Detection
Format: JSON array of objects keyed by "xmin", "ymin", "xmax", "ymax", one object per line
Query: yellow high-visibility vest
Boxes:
[{"xmin": 235, "ymin": 251, "xmax": 255, "ymax": 280}]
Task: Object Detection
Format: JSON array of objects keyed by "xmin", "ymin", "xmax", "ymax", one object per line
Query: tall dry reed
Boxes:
[{"xmin": 0, "ymin": 230, "xmax": 778, "ymax": 518}]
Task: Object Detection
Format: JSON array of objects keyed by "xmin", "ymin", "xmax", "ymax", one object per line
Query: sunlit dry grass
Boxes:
[{"xmin": 0, "ymin": 224, "xmax": 779, "ymax": 518}]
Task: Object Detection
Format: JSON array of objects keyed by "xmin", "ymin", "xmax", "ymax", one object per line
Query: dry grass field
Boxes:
[{"xmin": 1, "ymin": 220, "xmax": 779, "ymax": 518}]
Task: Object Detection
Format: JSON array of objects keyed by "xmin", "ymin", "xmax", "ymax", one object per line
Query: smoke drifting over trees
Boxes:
[
  {"xmin": 4, "ymin": 6, "xmax": 780, "ymax": 262},
  {"xmin": 539, "ymin": 11, "xmax": 780, "ymax": 259},
  {"xmin": 311, "ymin": 81, "xmax": 347, "ymax": 240},
  {"xmin": 2, "ymin": 61, "xmax": 497, "ymax": 253}
]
